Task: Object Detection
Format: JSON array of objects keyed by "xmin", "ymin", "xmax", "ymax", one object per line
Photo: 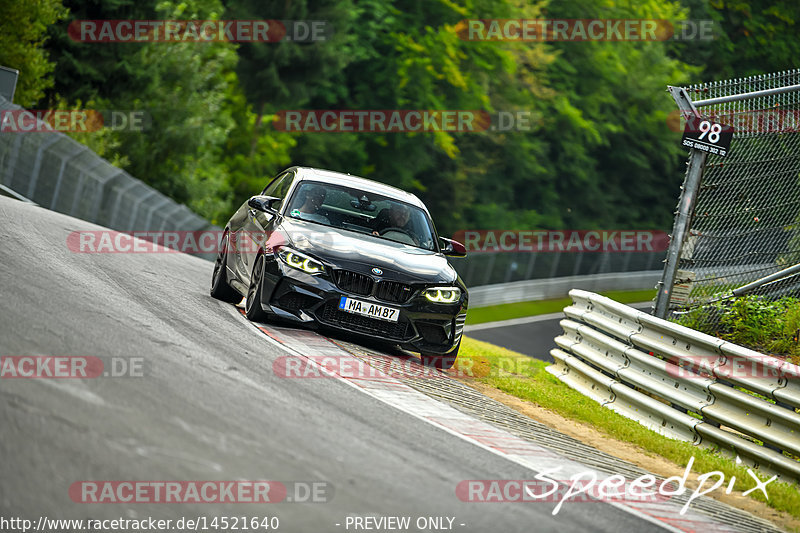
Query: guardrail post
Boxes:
[
  {"xmin": 482, "ymin": 253, "xmax": 496, "ymax": 285},
  {"xmin": 50, "ymin": 145, "xmax": 88, "ymax": 210},
  {"xmin": 28, "ymin": 135, "xmax": 61, "ymax": 197},
  {"xmin": 4, "ymin": 134, "xmax": 24, "ymax": 186},
  {"xmin": 70, "ymin": 158, "xmax": 105, "ymax": 217},
  {"xmin": 523, "ymin": 252, "xmax": 537, "ymax": 279},
  {"xmin": 548, "ymin": 252, "xmax": 561, "ymax": 278}
]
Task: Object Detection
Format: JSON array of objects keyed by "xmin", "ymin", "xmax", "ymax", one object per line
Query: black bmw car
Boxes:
[{"xmin": 210, "ymin": 166, "xmax": 468, "ymax": 368}]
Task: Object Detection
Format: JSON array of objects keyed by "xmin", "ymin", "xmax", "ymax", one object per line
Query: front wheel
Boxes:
[
  {"xmin": 420, "ymin": 340, "xmax": 460, "ymax": 370},
  {"xmin": 210, "ymin": 233, "xmax": 243, "ymax": 303},
  {"xmin": 245, "ymin": 254, "xmax": 269, "ymax": 322}
]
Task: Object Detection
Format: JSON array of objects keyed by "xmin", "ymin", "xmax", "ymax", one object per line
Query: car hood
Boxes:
[{"xmin": 278, "ymin": 218, "xmax": 457, "ymax": 283}]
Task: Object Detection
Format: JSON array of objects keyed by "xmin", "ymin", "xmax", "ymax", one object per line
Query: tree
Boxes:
[
  {"xmin": 0, "ymin": 0, "xmax": 66, "ymax": 106},
  {"xmin": 676, "ymin": 0, "xmax": 800, "ymax": 80}
]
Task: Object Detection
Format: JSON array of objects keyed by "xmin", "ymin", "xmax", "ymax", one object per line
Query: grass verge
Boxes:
[
  {"xmin": 456, "ymin": 336, "xmax": 800, "ymax": 520},
  {"xmin": 466, "ymin": 289, "xmax": 656, "ymax": 325}
]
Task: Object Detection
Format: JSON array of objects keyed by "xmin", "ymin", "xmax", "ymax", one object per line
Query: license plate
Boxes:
[{"xmin": 339, "ymin": 297, "xmax": 399, "ymax": 322}]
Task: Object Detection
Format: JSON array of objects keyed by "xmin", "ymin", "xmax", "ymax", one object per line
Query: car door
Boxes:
[{"xmin": 239, "ymin": 171, "xmax": 296, "ymax": 282}]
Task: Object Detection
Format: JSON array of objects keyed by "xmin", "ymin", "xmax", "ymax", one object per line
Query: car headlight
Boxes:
[
  {"xmin": 423, "ymin": 287, "xmax": 461, "ymax": 303},
  {"xmin": 277, "ymin": 247, "xmax": 324, "ymax": 275}
]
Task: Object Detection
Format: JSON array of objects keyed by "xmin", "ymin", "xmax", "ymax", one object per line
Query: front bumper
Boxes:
[{"xmin": 257, "ymin": 256, "xmax": 467, "ymax": 354}]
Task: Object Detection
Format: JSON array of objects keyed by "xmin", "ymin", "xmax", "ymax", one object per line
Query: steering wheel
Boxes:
[{"xmin": 379, "ymin": 227, "xmax": 419, "ymax": 245}]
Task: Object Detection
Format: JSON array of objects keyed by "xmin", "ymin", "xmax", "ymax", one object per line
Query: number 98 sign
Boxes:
[{"xmin": 681, "ymin": 116, "xmax": 734, "ymax": 157}]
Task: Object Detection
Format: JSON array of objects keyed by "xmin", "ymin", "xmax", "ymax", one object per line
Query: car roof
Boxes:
[{"xmin": 290, "ymin": 167, "xmax": 426, "ymax": 210}]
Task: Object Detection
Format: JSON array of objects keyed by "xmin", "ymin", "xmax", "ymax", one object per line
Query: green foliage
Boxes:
[
  {"xmin": 674, "ymin": 295, "xmax": 800, "ymax": 363},
  {"xmin": 17, "ymin": 0, "xmax": 800, "ymax": 237},
  {"xmin": 539, "ymin": 0, "xmax": 699, "ymax": 230},
  {"xmin": 43, "ymin": 0, "xmax": 298, "ymax": 224},
  {"xmin": 0, "ymin": 0, "xmax": 67, "ymax": 106},
  {"xmin": 677, "ymin": 0, "xmax": 800, "ymax": 80}
]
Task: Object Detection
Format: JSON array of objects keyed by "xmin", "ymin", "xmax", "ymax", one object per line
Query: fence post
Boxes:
[{"xmin": 653, "ymin": 87, "xmax": 707, "ymax": 318}]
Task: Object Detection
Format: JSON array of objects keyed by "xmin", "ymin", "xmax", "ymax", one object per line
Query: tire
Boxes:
[
  {"xmin": 420, "ymin": 340, "xmax": 460, "ymax": 370},
  {"xmin": 210, "ymin": 233, "xmax": 243, "ymax": 303},
  {"xmin": 245, "ymin": 253, "xmax": 269, "ymax": 322}
]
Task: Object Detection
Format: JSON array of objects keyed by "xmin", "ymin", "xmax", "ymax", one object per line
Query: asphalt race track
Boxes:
[
  {"xmin": 465, "ymin": 303, "xmax": 653, "ymax": 363},
  {"xmin": 465, "ymin": 313, "xmax": 565, "ymax": 363},
  {"xmin": 0, "ymin": 197, "xmax": 773, "ymax": 532}
]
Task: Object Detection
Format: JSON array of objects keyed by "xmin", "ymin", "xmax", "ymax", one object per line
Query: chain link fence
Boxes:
[
  {"xmin": 454, "ymin": 248, "xmax": 664, "ymax": 288},
  {"xmin": 0, "ymin": 95, "xmax": 215, "ymax": 241},
  {"xmin": 656, "ymin": 70, "xmax": 800, "ymax": 319}
]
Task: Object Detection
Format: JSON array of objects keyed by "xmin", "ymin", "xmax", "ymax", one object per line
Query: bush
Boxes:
[{"xmin": 674, "ymin": 296, "xmax": 800, "ymax": 364}]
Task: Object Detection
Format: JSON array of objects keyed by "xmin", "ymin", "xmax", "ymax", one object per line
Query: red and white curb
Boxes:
[{"xmin": 227, "ymin": 301, "xmax": 734, "ymax": 532}]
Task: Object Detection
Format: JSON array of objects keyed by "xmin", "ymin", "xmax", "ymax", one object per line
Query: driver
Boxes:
[
  {"xmin": 372, "ymin": 204, "xmax": 418, "ymax": 244},
  {"xmin": 292, "ymin": 185, "xmax": 329, "ymax": 224}
]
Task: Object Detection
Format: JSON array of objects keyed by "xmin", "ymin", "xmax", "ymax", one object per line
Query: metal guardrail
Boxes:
[
  {"xmin": 0, "ymin": 183, "xmax": 36, "ymax": 204},
  {"xmin": 548, "ymin": 289, "xmax": 800, "ymax": 482},
  {"xmin": 468, "ymin": 270, "xmax": 660, "ymax": 307},
  {"xmin": 454, "ymin": 247, "xmax": 664, "ymax": 288},
  {"xmin": 0, "ymin": 95, "xmax": 216, "ymax": 247}
]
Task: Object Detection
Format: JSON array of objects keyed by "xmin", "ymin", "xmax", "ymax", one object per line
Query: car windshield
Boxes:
[{"xmin": 285, "ymin": 181, "xmax": 438, "ymax": 251}]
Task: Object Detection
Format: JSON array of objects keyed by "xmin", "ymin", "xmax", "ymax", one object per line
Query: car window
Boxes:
[
  {"xmin": 285, "ymin": 181, "xmax": 437, "ymax": 251},
  {"xmin": 261, "ymin": 172, "xmax": 294, "ymax": 209}
]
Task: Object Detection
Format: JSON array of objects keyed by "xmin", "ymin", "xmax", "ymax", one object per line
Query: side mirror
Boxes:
[
  {"xmin": 248, "ymin": 195, "xmax": 281, "ymax": 214},
  {"xmin": 439, "ymin": 237, "xmax": 467, "ymax": 257}
]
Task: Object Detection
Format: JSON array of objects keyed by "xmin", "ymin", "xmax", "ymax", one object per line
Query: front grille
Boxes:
[
  {"xmin": 318, "ymin": 302, "xmax": 411, "ymax": 340},
  {"xmin": 375, "ymin": 280, "xmax": 414, "ymax": 303},
  {"xmin": 334, "ymin": 270, "xmax": 373, "ymax": 296}
]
